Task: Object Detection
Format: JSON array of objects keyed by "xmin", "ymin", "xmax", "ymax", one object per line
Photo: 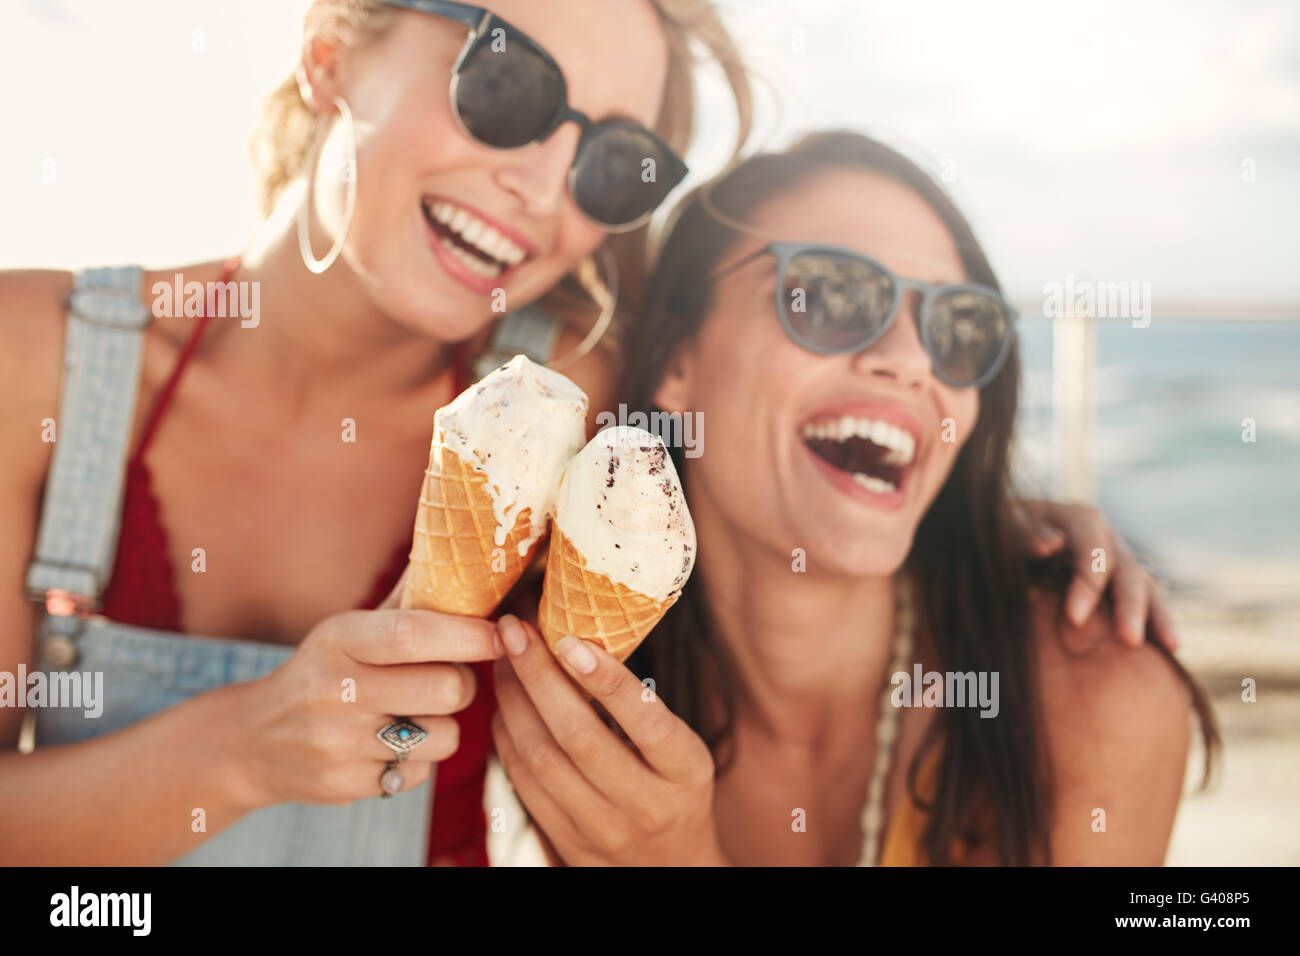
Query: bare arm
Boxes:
[
  {"xmin": 0, "ymin": 270, "xmax": 268, "ymax": 863},
  {"xmin": 0, "ymin": 682, "xmax": 269, "ymax": 864}
]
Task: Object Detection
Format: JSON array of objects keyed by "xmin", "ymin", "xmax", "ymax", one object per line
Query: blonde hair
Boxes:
[{"xmin": 250, "ymin": 0, "xmax": 753, "ymax": 353}]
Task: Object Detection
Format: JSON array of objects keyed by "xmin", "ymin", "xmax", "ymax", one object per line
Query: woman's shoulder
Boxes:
[
  {"xmin": 1026, "ymin": 587, "xmax": 1192, "ymax": 863},
  {"xmin": 0, "ymin": 266, "xmax": 190, "ymax": 486},
  {"xmin": 1029, "ymin": 587, "xmax": 1192, "ymax": 727},
  {"xmin": 0, "ymin": 267, "xmax": 73, "ymax": 356},
  {"xmin": 0, "ymin": 269, "xmax": 75, "ymax": 482}
]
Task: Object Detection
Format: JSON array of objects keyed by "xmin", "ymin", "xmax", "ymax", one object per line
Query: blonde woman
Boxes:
[{"xmin": 0, "ymin": 0, "xmax": 750, "ymax": 866}]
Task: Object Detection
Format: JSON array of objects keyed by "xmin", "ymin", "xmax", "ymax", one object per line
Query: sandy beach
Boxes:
[{"xmin": 1165, "ymin": 592, "xmax": 1300, "ymax": 866}]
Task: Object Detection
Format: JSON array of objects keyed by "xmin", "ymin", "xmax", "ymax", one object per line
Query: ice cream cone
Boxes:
[
  {"xmin": 538, "ymin": 526, "xmax": 676, "ymax": 662},
  {"xmin": 536, "ymin": 426, "xmax": 696, "ymax": 662},
  {"xmin": 401, "ymin": 435, "xmax": 544, "ymax": 617},
  {"xmin": 399, "ymin": 355, "xmax": 588, "ymax": 618}
]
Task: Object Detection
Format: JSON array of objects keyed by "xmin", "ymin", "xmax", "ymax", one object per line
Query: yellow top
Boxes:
[{"xmin": 879, "ymin": 744, "xmax": 987, "ymax": 866}]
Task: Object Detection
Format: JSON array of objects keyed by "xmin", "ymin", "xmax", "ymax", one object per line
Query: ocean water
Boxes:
[{"xmin": 1012, "ymin": 320, "xmax": 1300, "ymax": 601}]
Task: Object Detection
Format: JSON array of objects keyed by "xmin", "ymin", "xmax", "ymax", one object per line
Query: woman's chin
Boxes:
[
  {"xmin": 371, "ymin": 276, "xmax": 493, "ymax": 341},
  {"xmin": 795, "ymin": 528, "xmax": 913, "ymax": 580}
]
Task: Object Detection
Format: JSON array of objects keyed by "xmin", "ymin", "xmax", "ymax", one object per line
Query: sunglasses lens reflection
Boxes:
[
  {"xmin": 572, "ymin": 122, "xmax": 686, "ymax": 227},
  {"xmin": 456, "ymin": 39, "xmax": 563, "ymax": 148},
  {"xmin": 926, "ymin": 288, "xmax": 1010, "ymax": 385},
  {"xmin": 783, "ymin": 252, "xmax": 895, "ymax": 351}
]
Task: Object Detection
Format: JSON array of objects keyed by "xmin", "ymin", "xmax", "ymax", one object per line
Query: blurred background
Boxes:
[{"xmin": 2, "ymin": 0, "xmax": 1297, "ymax": 863}]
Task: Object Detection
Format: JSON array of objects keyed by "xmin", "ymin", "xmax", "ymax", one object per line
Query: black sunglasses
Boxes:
[
  {"xmin": 381, "ymin": 0, "xmax": 688, "ymax": 231},
  {"xmin": 716, "ymin": 242, "xmax": 1017, "ymax": 389}
]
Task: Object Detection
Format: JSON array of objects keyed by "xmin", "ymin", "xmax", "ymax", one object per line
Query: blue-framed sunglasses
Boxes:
[
  {"xmin": 381, "ymin": 0, "xmax": 688, "ymax": 231},
  {"xmin": 716, "ymin": 241, "xmax": 1018, "ymax": 389}
]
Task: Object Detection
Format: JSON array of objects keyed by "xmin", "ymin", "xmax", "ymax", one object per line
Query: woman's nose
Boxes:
[
  {"xmin": 493, "ymin": 124, "xmax": 582, "ymax": 221},
  {"xmin": 850, "ymin": 290, "xmax": 931, "ymax": 388}
]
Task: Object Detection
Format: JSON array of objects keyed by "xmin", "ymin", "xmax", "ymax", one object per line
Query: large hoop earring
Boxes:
[
  {"xmin": 297, "ymin": 95, "xmax": 358, "ymax": 275},
  {"xmin": 548, "ymin": 246, "xmax": 619, "ymax": 371}
]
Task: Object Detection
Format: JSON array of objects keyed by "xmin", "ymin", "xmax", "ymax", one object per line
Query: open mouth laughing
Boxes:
[
  {"xmin": 421, "ymin": 196, "xmax": 534, "ymax": 291},
  {"xmin": 800, "ymin": 411, "xmax": 919, "ymax": 503}
]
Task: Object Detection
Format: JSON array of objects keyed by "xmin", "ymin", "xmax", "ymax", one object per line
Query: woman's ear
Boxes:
[
  {"xmin": 296, "ymin": 33, "xmax": 344, "ymax": 114},
  {"xmin": 653, "ymin": 346, "xmax": 694, "ymax": 415}
]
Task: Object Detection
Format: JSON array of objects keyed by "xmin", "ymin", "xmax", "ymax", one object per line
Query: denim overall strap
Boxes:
[
  {"xmin": 472, "ymin": 305, "xmax": 562, "ymax": 381},
  {"xmin": 26, "ymin": 266, "xmax": 149, "ymax": 610},
  {"xmin": 25, "ymin": 266, "xmax": 433, "ymax": 865}
]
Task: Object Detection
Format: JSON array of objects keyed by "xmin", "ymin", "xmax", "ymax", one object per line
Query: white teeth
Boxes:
[
  {"xmin": 889, "ymin": 429, "xmax": 916, "ymax": 465},
  {"xmin": 425, "ymin": 198, "xmax": 529, "ymax": 268},
  {"xmin": 800, "ymin": 415, "xmax": 917, "ymax": 465},
  {"xmin": 441, "ymin": 236, "xmax": 502, "ymax": 278},
  {"xmin": 852, "ymin": 473, "xmax": 897, "ymax": 494}
]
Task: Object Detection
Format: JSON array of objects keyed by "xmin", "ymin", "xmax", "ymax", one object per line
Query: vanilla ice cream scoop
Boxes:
[
  {"xmin": 437, "ymin": 354, "xmax": 588, "ymax": 557},
  {"xmin": 552, "ymin": 426, "xmax": 696, "ymax": 603}
]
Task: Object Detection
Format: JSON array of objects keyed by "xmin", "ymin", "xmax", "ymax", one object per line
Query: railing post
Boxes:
[{"xmin": 1052, "ymin": 312, "xmax": 1096, "ymax": 502}]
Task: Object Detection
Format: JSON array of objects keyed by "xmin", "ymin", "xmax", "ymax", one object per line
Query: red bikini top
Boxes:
[{"xmin": 98, "ymin": 259, "xmax": 495, "ymax": 866}]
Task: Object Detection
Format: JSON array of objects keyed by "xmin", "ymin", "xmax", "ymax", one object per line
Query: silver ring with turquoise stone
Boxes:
[
  {"xmin": 377, "ymin": 718, "xmax": 428, "ymax": 796},
  {"xmin": 377, "ymin": 717, "xmax": 429, "ymax": 762}
]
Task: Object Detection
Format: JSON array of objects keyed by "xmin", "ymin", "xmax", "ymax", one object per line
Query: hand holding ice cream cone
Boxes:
[{"xmin": 402, "ymin": 356, "xmax": 695, "ymax": 666}]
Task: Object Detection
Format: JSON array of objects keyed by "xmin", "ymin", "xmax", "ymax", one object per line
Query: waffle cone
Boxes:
[
  {"xmin": 402, "ymin": 436, "xmax": 543, "ymax": 617},
  {"xmin": 538, "ymin": 526, "xmax": 675, "ymax": 662}
]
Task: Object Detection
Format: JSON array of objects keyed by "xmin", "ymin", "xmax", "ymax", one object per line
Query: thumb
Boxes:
[{"xmin": 380, "ymin": 560, "xmax": 413, "ymax": 610}]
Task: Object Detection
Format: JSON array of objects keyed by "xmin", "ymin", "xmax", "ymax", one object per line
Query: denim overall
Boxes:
[{"xmin": 24, "ymin": 266, "xmax": 560, "ymax": 865}]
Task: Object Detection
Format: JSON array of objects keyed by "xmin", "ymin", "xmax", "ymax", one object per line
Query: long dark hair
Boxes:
[{"xmin": 623, "ymin": 130, "xmax": 1218, "ymax": 865}]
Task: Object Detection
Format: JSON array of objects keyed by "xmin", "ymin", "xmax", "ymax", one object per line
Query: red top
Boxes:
[{"xmin": 99, "ymin": 259, "xmax": 495, "ymax": 866}]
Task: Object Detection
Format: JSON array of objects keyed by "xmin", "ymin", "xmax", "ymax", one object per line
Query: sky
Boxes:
[{"xmin": 1, "ymin": 0, "xmax": 1297, "ymax": 311}]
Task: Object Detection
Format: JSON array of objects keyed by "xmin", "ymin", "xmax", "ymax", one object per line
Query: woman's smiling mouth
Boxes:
[
  {"xmin": 799, "ymin": 408, "xmax": 920, "ymax": 507},
  {"xmin": 421, "ymin": 196, "xmax": 535, "ymax": 293}
]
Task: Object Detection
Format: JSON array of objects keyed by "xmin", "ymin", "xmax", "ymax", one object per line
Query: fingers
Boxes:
[
  {"xmin": 1063, "ymin": 513, "xmax": 1114, "ymax": 627},
  {"xmin": 1148, "ymin": 587, "xmax": 1181, "ymax": 652},
  {"xmin": 368, "ymin": 758, "xmax": 433, "ymax": 800},
  {"xmin": 1019, "ymin": 500, "xmax": 1114, "ymax": 625},
  {"xmin": 312, "ymin": 757, "xmax": 434, "ymax": 807},
  {"xmin": 492, "ymin": 653, "xmax": 616, "ymax": 822},
  {"xmin": 496, "ymin": 617, "xmax": 650, "ymax": 795},
  {"xmin": 549, "ymin": 630, "xmax": 713, "ymax": 785},
  {"xmin": 1013, "ymin": 498, "xmax": 1067, "ymax": 557},
  {"xmin": 490, "ymin": 714, "xmax": 580, "ymax": 850},
  {"xmin": 334, "ymin": 608, "xmax": 504, "ymax": 665},
  {"xmin": 379, "ymin": 562, "xmax": 412, "ymax": 610},
  {"xmin": 1038, "ymin": 500, "xmax": 1172, "ymax": 650},
  {"xmin": 366, "ymin": 715, "xmax": 461, "ymax": 764},
  {"xmin": 1108, "ymin": 547, "xmax": 1151, "ymax": 648},
  {"xmin": 349, "ymin": 660, "xmax": 478, "ymax": 716}
]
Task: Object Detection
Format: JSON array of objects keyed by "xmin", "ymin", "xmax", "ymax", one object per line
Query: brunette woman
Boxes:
[{"xmin": 489, "ymin": 132, "xmax": 1218, "ymax": 865}]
